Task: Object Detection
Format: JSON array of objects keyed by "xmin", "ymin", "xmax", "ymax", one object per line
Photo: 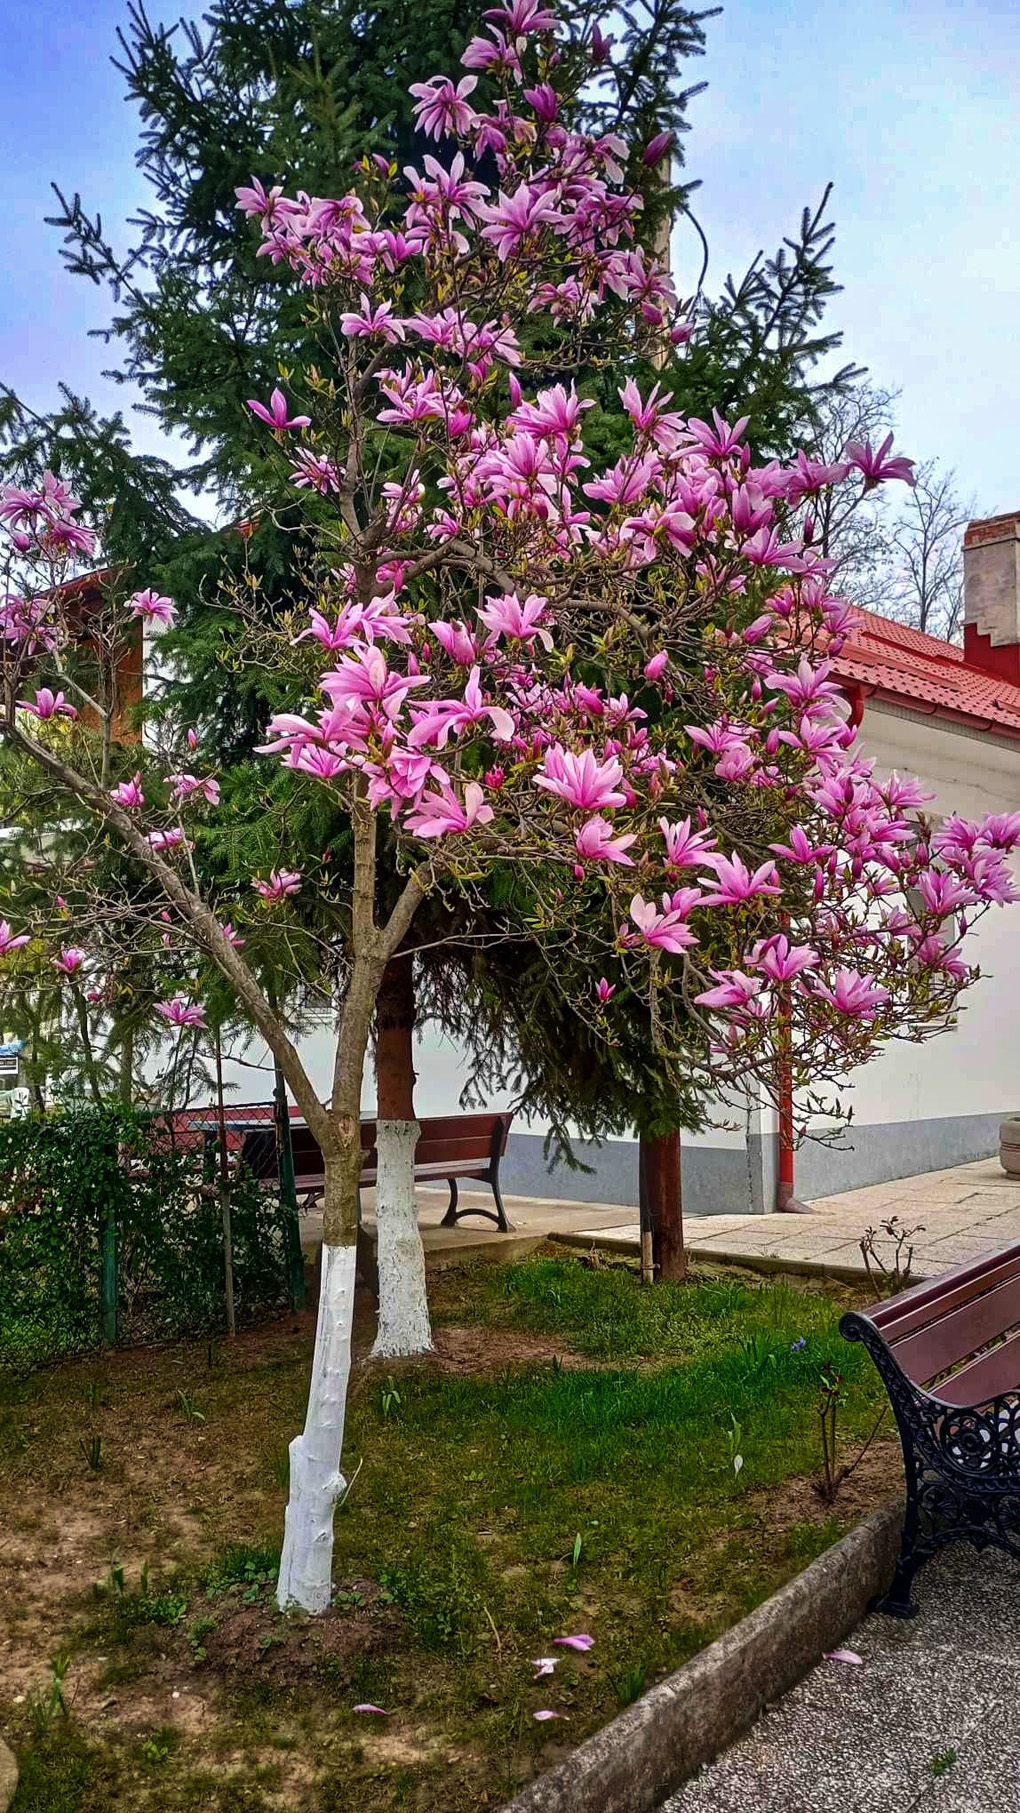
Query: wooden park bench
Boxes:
[
  {"xmin": 841, "ymin": 1242, "xmax": 1020, "ymax": 1617},
  {"xmin": 238, "ymin": 1110, "xmax": 515, "ymax": 1232}
]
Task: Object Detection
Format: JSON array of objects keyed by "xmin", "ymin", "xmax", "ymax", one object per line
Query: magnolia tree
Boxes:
[{"xmin": 3, "ymin": 0, "xmax": 1020, "ymax": 1613}]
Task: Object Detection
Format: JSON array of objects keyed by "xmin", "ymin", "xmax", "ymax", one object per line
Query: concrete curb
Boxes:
[
  {"xmin": 499, "ymin": 1498, "xmax": 903, "ymax": 1813},
  {"xmin": 550, "ymin": 1230, "xmax": 918, "ymax": 1288},
  {"xmin": 0, "ymin": 1736, "xmax": 17, "ymax": 1812}
]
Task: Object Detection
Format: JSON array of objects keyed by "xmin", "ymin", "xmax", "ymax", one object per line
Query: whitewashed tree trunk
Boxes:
[
  {"xmin": 371, "ymin": 1117, "xmax": 433, "ymax": 1358},
  {"xmin": 276, "ymin": 1240, "xmax": 357, "ymax": 1612}
]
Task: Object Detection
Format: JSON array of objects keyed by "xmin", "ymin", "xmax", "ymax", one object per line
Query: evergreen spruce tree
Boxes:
[{"xmin": 1, "ymin": 0, "xmax": 864, "ymax": 1260}]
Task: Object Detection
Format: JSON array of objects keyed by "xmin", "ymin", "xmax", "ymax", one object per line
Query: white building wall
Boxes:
[{"xmin": 215, "ymin": 697, "xmax": 1020, "ymax": 1213}]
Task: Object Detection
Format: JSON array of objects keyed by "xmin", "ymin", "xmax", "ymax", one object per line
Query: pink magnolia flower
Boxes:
[
  {"xmin": 339, "ymin": 295, "xmax": 406, "ymax": 342},
  {"xmin": 290, "ymin": 450, "xmax": 340, "ymax": 495},
  {"xmin": 687, "ymin": 409, "xmax": 749, "ymax": 458},
  {"xmin": 477, "ymin": 591, "xmax": 553, "ymax": 650},
  {"xmin": 186, "ymin": 728, "xmax": 199, "ymax": 752},
  {"xmin": 643, "ymin": 651, "xmax": 668, "ymax": 683},
  {"xmin": 408, "ymin": 74, "xmax": 478, "ymax": 140},
  {"xmin": 845, "ymin": 433, "xmax": 915, "ymax": 489},
  {"xmin": 110, "ymin": 774, "xmax": 145, "ymax": 809},
  {"xmin": 643, "ymin": 129, "xmax": 673, "ymax": 166},
  {"xmin": 319, "ymin": 645, "xmax": 428, "ymax": 720},
  {"xmin": 129, "ymin": 589, "xmax": 177, "ymax": 629},
  {"xmin": 404, "ymin": 777, "xmax": 494, "ymax": 838},
  {"xmin": 255, "ymin": 869, "xmax": 302, "ymax": 902},
  {"xmin": 596, "ymin": 978, "xmax": 615, "ymax": 1003},
  {"xmin": 219, "ymin": 923, "xmax": 246, "ymax": 948},
  {"xmin": 815, "ymin": 970, "xmax": 890, "ymax": 1019},
  {"xmin": 695, "ymin": 970, "xmax": 763, "ymax": 1011},
  {"xmin": 17, "ymin": 687, "xmax": 76, "ymax": 720},
  {"xmin": 169, "ymin": 772, "xmax": 221, "ymax": 806},
  {"xmin": 156, "ymin": 996, "xmax": 207, "ymax": 1029},
  {"xmin": 408, "ymin": 668, "xmax": 515, "ymax": 749},
  {"xmin": 574, "ymin": 817, "xmax": 636, "ymax": 866},
  {"xmin": 247, "ymin": 388, "xmax": 311, "ymax": 431},
  {"xmin": 532, "ymin": 1657, "xmax": 558, "ymax": 1678},
  {"xmin": 629, "ymin": 893, "xmax": 698, "ymax": 955},
  {"xmin": 659, "ymin": 817, "xmax": 717, "ymax": 870},
  {"xmin": 433, "ymin": 619, "xmax": 481, "ymax": 665},
  {"xmin": 747, "ymin": 936, "xmax": 818, "ymax": 984},
  {"xmin": 553, "ymin": 1634, "xmax": 595, "ymax": 1652},
  {"xmin": 699, "ymin": 852, "xmax": 782, "ymax": 907},
  {"xmin": 147, "ymin": 828, "xmax": 187, "ymax": 853},
  {"xmin": 53, "ymin": 947, "xmax": 86, "ymax": 977},
  {"xmin": 0, "ymin": 922, "xmax": 30, "ymax": 957},
  {"xmin": 535, "ymin": 748, "xmax": 627, "ymax": 811},
  {"xmin": 478, "ymin": 185, "xmax": 563, "ymax": 261}
]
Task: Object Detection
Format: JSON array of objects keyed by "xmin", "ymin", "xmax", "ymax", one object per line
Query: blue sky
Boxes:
[{"xmin": 4, "ymin": 0, "xmax": 1019, "ymax": 509}]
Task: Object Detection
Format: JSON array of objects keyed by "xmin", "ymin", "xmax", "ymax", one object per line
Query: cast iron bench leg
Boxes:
[{"xmin": 440, "ymin": 1177, "xmax": 460, "ymax": 1227}]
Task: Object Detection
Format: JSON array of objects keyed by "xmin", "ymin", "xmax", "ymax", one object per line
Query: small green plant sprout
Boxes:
[
  {"xmin": 931, "ymin": 1748, "xmax": 957, "ymax": 1777},
  {"xmin": 100, "ymin": 1559, "xmax": 127, "ymax": 1597},
  {"xmin": 188, "ymin": 1615, "xmax": 217, "ymax": 1663},
  {"xmin": 29, "ymin": 1647, "xmax": 73, "ymax": 1731},
  {"xmin": 380, "ymin": 1378, "xmax": 402, "ymax": 1419},
  {"xmin": 815, "ymin": 1366, "xmax": 889, "ymax": 1505},
  {"xmin": 570, "ymin": 1532, "xmax": 583, "ymax": 1569},
  {"xmin": 817, "ymin": 1366, "xmax": 845, "ymax": 1503},
  {"xmin": 83, "ymin": 1379, "xmax": 109, "ymax": 1412},
  {"xmin": 80, "ymin": 1434, "xmax": 103, "ymax": 1473},
  {"xmin": 860, "ymin": 1217, "xmax": 925, "ymax": 1295},
  {"xmin": 725, "ymin": 1413, "xmax": 744, "ymax": 1481},
  {"xmin": 176, "ymin": 1389, "xmax": 206, "ymax": 1423},
  {"xmin": 615, "ymin": 1661, "xmax": 648, "ymax": 1705}
]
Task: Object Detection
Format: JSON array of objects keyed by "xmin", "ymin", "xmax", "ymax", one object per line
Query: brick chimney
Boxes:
[{"xmin": 964, "ymin": 511, "xmax": 1020, "ymax": 683}]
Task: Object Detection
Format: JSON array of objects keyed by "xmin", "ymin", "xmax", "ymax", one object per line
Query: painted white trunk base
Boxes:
[
  {"xmin": 277, "ymin": 1242, "xmax": 356, "ymax": 1613},
  {"xmin": 371, "ymin": 1117, "xmax": 434, "ymax": 1359}
]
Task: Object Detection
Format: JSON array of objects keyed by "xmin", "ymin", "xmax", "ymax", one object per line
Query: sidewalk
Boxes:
[
  {"xmin": 298, "ymin": 1156, "xmax": 1020, "ymax": 1284},
  {"xmin": 660, "ymin": 1543, "xmax": 1020, "ymax": 1812},
  {"xmin": 569, "ymin": 1157, "xmax": 1020, "ymax": 1283}
]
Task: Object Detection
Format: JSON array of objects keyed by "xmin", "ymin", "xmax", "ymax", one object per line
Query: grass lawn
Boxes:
[{"xmin": 0, "ymin": 1252, "xmax": 899, "ymax": 1812}]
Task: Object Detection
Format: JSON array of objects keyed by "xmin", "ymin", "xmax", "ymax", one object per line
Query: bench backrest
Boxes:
[
  {"xmin": 860, "ymin": 1243, "xmax": 1020, "ymax": 1405},
  {"xmin": 238, "ymin": 1111, "xmax": 513, "ymax": 1181}
]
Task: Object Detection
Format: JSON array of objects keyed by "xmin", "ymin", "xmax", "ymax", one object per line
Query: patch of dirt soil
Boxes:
[
  {"xmin": 755, "ymin": 1438, "xmax": 903, "ymax": 1529},
  {"xmin": 196, "ymin": 1577, "xmax": 402, "ymax": 1685},
  {"xmin": 426, "ymin": 1325, "xmax": 591, "ymax": 1374}
]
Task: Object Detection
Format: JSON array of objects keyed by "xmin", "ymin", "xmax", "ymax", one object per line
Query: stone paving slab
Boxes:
[
  {"xmin": 569, "ymin": 1158, "xmax": 1020, "ymax": 1283},
  {"xmin": 660, "ymin": 1546, "xmax": 1020, "ymax": 1813}
]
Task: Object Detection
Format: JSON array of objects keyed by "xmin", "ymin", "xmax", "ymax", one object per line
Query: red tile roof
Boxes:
[{"xmin": 833, "ymin": 610, "xmax": 1020, "ymax": 740}]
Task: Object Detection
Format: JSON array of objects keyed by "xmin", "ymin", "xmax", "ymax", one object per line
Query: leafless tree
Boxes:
[
  {"xmin": 881, "ymin": 461, "xmax": 974, "ymax": 642},
  {"xmin": 807, "ymin": 383, "xmax": 975, "ymax": 642},
  {"xmin": 809, "ymin": 382, "xmax": 898, "ymax": 604}
]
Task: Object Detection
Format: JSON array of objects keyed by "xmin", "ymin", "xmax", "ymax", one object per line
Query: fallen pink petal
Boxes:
[
  {"xmin": 553, "ymin": 1634, "xmax": 594, "ymax": 1651},
  {"xmin": 533, "ymin": 1709, "xmax": 568, "ymax": 1721},
  {"xmin": 824, "ymin": 1649, "xmax": 863, "ymax": 1666},
  {"xmin": 353, "ymin": 1704, "xmax": 390, "ymax": 1714},
  {"xmin": 532, "ymin": 1657, "xmax": 558, "ymax": 1676}
]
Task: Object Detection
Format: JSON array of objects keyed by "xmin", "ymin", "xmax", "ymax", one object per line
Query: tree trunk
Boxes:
[
  {"xmin": 276, "ymin": 1150, "xmax": 360, "ymax": 1613},
  {"xmin": 641, "ymin": 1131, "xmax": 686, "ymax": 1282},
  {"xmin": 371, "ymin": 955, "xmax": 432, "ymax": 1358}
]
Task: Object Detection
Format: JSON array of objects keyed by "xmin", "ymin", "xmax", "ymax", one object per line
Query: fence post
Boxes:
[
  {"xmin": 274, "ymin": 1061, "xmax": 306, "ymax": 1310},
  {"xmin": 215, "ymin": 1034, "xmax": 237, "ymax": 1337},
  {"xmin": 100, "ymin": 1203, "xmax": 118, "ymax": 1345}
]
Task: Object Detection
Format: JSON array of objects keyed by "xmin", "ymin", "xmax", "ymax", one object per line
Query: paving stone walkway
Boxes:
[
  {"xmin": 660, "ymin": 1543, "xmax": 1020, "ymax": 1813},
  {"xmin": 573, "ymin": 1157, "xmax": 1020, "ymax": 1282}
]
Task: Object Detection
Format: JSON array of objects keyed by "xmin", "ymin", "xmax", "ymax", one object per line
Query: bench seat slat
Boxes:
[
  {"xmin": 871, "ymin": 1246, "xmax": 1020, "ymax": 1341},
  {"xmin": 931, "ymin": 1326, "xmax": 1020, "ymax": 1408},
  {"xmin": 891, "ymin": 1275, "xmax": 1020, "ymax": 1386}
]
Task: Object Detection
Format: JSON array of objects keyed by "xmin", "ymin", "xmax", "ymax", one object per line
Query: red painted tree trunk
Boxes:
[
  {"xmin": 640, "ymin": 1131, "xmax": 686, "ymax": 1282},
  {"xmin": 375, "ymin": 953, "xmax": 416, "ymax": 1118}
]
